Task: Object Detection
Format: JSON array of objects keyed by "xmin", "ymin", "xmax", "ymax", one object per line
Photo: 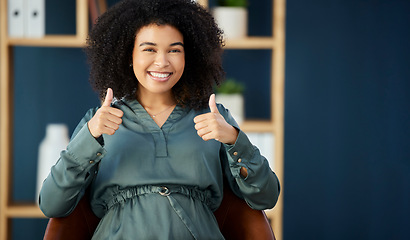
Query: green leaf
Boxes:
[
  {"xmin": 215, "ymin": 78, "xmax": 245, "ymax": 94},
  {"xmin": 217, "ymin": 0, "xmax": 248, "ymax": 7}
]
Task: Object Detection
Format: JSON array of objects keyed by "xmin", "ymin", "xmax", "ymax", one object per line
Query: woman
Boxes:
[{"xmin": 39, "ymin": 0, "xmax": 280, "ymax": 239}]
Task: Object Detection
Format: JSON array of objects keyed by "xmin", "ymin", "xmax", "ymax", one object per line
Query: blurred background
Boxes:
[
  {"xmin": 284, "ymin": 0, "xmax": 410, "ymax": 239},
  {"xmin": 1, "ymin": 0, "xmax": 409, "ymax": 239}
]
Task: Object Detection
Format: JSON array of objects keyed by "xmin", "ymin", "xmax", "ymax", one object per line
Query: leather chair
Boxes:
[{"xmin": 43, "ymin": 184, "xmax": 275, "ymax": 240}]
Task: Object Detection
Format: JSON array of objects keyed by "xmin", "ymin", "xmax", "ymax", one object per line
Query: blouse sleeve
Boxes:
[
  {"xmin": 217, "ymin": 104, "xmax": 280, "ymax": 210},
  {"xmin": 39, "ymin": 107, "xmax": 106, "ymax": 218}
]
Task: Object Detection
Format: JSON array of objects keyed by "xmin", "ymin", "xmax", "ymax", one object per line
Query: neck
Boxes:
[{"xmin": 136, "ymin": 89, "xmax": 176, "ymax": 110}]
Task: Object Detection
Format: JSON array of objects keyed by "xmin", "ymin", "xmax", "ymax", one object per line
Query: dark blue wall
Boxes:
[{"xmin": 284, "ymin": 0, "xmax": 410, "ymax": 239}]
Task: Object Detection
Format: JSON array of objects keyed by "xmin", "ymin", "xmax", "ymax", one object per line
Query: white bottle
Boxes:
[{"xmin": 36, "ymin": 124, "xmax": 69, "ymax": 204}]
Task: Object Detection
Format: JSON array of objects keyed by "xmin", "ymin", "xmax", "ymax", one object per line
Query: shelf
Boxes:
[
  {"xmin": 7, "ymin": 36, "xmax": 274, "ymax": 49},
  {"xmin": 224, "ymin": 37, "xmax": 275, "ymax": 49},
  {"xmin": 241, "ymin": 120, "xmax": 275, "ymax": 132},
  {"xmin": 6, "ymin": 204, "xmax": 45, "ymax": 218},
  {"xmin": 7, "ymin": 35, "xmax": 86, "ymax": 48}
]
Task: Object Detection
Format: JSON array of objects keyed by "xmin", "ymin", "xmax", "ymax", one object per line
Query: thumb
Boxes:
[
  {"xmin": 209, "ymin": 94, "xmax": 219, "ymax": 113},
  {"xmin": 102, "ymin": 88, "xmax": 113, "ymax": 107}
]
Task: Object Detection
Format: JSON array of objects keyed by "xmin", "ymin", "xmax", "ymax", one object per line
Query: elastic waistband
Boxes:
[{"xmin": 106, "ymin": 185, "xmax": 212, "ymax": 210}]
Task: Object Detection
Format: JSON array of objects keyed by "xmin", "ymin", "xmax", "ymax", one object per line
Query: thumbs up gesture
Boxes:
[
  {"xmin": 88, "ymin": 88, "xmax": 124, "ymax": 138},
  {"xmin": 193, "ymin": 94, "xmax": 239, "ymax": 145}
]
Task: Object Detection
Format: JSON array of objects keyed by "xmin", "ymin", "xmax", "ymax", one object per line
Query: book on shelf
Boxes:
[
  {"xmin": 247, "ymin": 132, "xmax": 275, "ymax": 170},
  {"xmin": 89, "ymin": 0, "xmax": 108, "ymax": 26},
  {"xmin": 8, "ymin": 0, "xmax": 25, "ymax": 37},
  {"xmin": 7, "ymin": 0, "xmax": 45, "ymax": 38},
  {"xmin": 25, "ymin": 0, "xmax": 45, "ymax": 38}
]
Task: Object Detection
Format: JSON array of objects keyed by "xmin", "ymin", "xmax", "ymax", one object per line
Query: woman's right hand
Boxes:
[{"xmin": 87, "ymin": 88, "xmax": 124, "ymax": 138}]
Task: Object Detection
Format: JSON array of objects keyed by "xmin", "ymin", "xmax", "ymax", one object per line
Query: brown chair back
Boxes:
[
  {"xmin": 214, "ymin": 184, "xmax": 276, "ymax": 240},
  {"xmin": 43, "ymin": 186, "xmax": 275, "ymax": 240},
  {"xmin": 43, "ymin": 191, "xmax": 99, "ymax": 240}
]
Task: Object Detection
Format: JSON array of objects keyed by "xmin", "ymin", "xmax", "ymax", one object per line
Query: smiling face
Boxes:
[{"xmin": 132, "ymin": 24, "xmax": 185, "ymax": 98}]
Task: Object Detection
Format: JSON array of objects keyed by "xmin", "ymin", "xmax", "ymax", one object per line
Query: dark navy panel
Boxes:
[
  {"xmin": 12, "ymin": 219, "xmax": 49, "ymax": 239},
  {"xmin": 284, "ymin": 0, "xmax": 410, "ymax": 239},
  {"xmin": 222, "ymin": 50, "xmax": 271, "ymax": 120},
  {"xmin": 12, "ymin": 47, "xmax": 99, "ymax": 203},
  {"xmin": 45, "ymin": 1, "xmax": 76, "ymax": 35}
]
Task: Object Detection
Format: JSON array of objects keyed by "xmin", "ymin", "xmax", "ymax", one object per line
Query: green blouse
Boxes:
[{"xmin": 39, "ymin": 99, "xmax": 280, "ymax": 240}]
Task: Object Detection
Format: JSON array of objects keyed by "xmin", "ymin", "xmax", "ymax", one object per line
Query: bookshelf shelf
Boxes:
[
  {"xmin": 8, "ymin": 36, "xmax": 86, "ymax": 48},
  {"xmin": 241, "ymin": 120, "xmax": 275, "ymax": 132},
  {"xmin": 225, "ymin": 37, "xmax": 275, "ymax": 49},
  {"xmin": 6, "ymin": 204, "xmax": 44, "ymax": 218},
  {"xmin": 7, "ymin": 36, "xmax": 276, "ymax": 49}
]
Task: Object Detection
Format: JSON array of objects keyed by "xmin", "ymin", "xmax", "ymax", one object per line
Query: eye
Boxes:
[
  {"xmin": 143, "ymin": 48, "xmax": 156, "ymax": 52},
  {"xmin": 169, "ymin": 49, "xmax": 182, "ymax": 53}
]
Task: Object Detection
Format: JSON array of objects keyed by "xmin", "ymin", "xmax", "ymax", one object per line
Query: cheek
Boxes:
[
  {"xmin": 132, "ymin": 58, "xmax": 149, "ymax": 76},
  {"xmin": 176, "ymin": 57, "xmax": 185, "ymax": 73},
  {"xmin": 132, "ymin": 64, "xmax": 142, "ymax": 79},
  {"xmin": 133, "ymin": 56, "xmax": 147, "ymax": 68}
]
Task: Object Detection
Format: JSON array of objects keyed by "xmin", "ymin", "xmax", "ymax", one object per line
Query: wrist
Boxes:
[
  {"xmin": 87, "ymin": 121, "xmax": 101, "ymax": 138},
  {"xmin": 225, "ymin": 126, "xmax": 239, "ymax": 145}
]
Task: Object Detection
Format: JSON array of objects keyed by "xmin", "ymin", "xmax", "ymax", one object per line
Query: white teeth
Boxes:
[{"xmin": 150, "ymin": 72, "xmax": 171, "ymax": 78}]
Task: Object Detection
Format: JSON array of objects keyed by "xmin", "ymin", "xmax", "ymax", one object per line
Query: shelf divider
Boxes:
[
  {"xmin": 224, "ymin": 37, "xmax": 275, "ymax": 49},
  {"xmin": 240, "ymin": 120, "xmax": 275, "ymax": 133},
  {"xmin": 8, "ymin": 36, "xmax": 86, "ymax": 48},
  {"xmin": 7, "ymin": 204, "xmax": 45, "ymax": 218}
]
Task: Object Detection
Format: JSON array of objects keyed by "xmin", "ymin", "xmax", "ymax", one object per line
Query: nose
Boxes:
[{"xmin": 154, "ymin": 53, "xmax": 170, "ymax": 68}]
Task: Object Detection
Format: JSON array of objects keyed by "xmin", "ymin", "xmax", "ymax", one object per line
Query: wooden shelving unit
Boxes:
[
  {"xmin": 0, "ymin": 0, "xmax": 285, "ymax": 239},
  {"xmin": 0, "ymin": 1, "xmax": 89, "ymax": 239}
]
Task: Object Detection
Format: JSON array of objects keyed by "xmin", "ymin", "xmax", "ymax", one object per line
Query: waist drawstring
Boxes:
[{"xmin": 105, "ymin": 185, "xmax": 211, "ymax": 239}]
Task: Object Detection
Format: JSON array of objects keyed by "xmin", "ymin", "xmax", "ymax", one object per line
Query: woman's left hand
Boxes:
[{"xmin": 194, "ymin": 94, "xmax": 239, "ymax": 145}]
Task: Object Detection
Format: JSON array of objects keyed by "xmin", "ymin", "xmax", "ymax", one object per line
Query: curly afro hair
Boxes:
[{"xmin": 85, "ymin": 0, "xmax": 225, "ymax": 110}]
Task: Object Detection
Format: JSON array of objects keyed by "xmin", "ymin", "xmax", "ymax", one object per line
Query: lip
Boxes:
[{"xmin": 148, "ymin": 71, "xmax": 173, "ymax": 82}]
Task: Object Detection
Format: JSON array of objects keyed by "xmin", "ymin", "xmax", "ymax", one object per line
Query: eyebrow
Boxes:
[{"xmin": 139, "ymin": 42, "xmax": 184, "ymax": 47}]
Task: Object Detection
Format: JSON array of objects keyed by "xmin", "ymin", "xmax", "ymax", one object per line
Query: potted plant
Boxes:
[
  {"xmin": 215, "ymin": 78, "xmax": 245, "ymax": 124},
  {"xmin": 212, "ymin": 0, "xmax": 248, "ymax": 39}
]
